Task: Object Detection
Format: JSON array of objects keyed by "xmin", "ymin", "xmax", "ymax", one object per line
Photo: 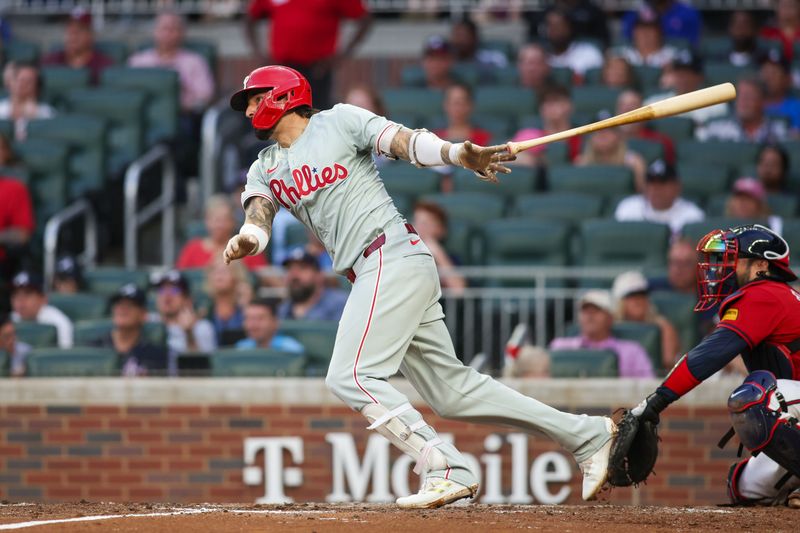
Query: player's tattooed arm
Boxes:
[
  {"xmin": 389, "ymin": 127, "xmax": 456, "ymax": 164},
  {"xmin": 244, "ymin": 196, "xmax": 277, "ymax": 238},
  {"xmin": 224, "ymin": 196, "xmax": 277, "ymax": 264}
]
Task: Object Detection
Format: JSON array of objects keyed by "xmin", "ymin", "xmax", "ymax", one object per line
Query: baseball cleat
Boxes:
[
  {"xmin": 580, "ymin": 417, "xmax": 618, "ymax": 501},
  {"xmin": 396, "ymin": 477, "xmax": 478, "ymax": 509},
  {"xmin": 789, "ymin": 489, "xmax": 800, "ymax": 509}
]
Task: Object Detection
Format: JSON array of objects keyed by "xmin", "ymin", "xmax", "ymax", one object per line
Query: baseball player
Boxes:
[
  {"xmin": 620, "ymin": 224, "xmax": 800, "ymax": 507},
  {"xmin": 223, "ymin": 66, "xmax": 617, "ymax": 508}
]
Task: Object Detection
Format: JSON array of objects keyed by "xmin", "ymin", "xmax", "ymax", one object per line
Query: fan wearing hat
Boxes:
[
  {"xmin": 95, "ymin": 284, "xmax": 168, "ymax": 376},
  {"xmin": 725, "ymin": 177, "xmax": 784, "ymax": 235},
  {"xmin": 52, "ymin": 255, "xmax": 84, "ymax": 294},
  {"xmin": 277, "ymin": 248, "xmax": 347, "ymax": 321},
  {"xmin": 10, "ymin": 270, "xmax": 73, "ymax": 348},
  {"xmin": 42, "ymin": 7, "xmax": 113, "ymax": 85},
  {"xmin": 615, "ymin": 158, "xmax": 704, "ymax": 235},
  {"xmin": 417, "ymin": 36, "xmax": 457, "ymax": 91},
  {"xmin": 759, "ymin": 48, "xmax": 800, "ymax": 129},
  {"xmin": 616, "ymin": 8, "xmax": 678, "ymax": 68},
  {"xmin": 549, "ymin": 290, "xmax": 655, "ymax": 378},
  {"xmin": 612, "ymin": 270, "xmax": 681, "ymax": 371},
  {"xmin": 576, "ymin": 109, "xmax": 647, "ymax": 191}
]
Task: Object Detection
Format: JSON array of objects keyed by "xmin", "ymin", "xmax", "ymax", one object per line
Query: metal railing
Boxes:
[
  {"xmin": 124, "ymin": 144, "xmax": 176, "ymax": 269},
  {"xmin": 42, "ymin": 198, "xmax": 98, "ymax": 290}
]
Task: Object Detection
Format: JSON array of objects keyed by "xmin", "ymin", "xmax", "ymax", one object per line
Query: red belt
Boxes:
[{"xmin": 346, "ymin": 223, "xmax": 417, "ymax": 283}]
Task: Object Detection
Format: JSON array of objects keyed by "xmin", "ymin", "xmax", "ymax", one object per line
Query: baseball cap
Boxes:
[
  {"xmin": 68, "ymin": 6, "xmax": 92, "ymax": 26},
  {"xmin": 110, "ymin": 283, "xmax": 147, "ymax": 308},
  {"xmin": 579, "ymin": 290, "xmax": 613, "ymax": 314},
  {"xmin": 634, "ymin": 7, "xmax": 660, "ymax": 27},
  {"xmin": 55, "ymin": 255, "xmax": 82, "ymax": 281},
  {"xmin": 11, "ymin": 270, "xmax": 44, "ymax": 293},
  {"xmin": 672, "ymin": 49, "xmax": 703, "ymax": 73},
  {"xmin": 759, "ymin": 48, "xmax": 791, "ymax": 73},
  {"xmin": 645, "ymin": 159, "xmax": 678, "ymax": 183},
  {"xmin": 424, "ymin": 35, "xmax": 451, "ymax": 57},
  {"xmin": 611, "ymin": 271, "xmax": 649, "ymax": 302},
  {"xmin": 151, "ymin": 269, "xmax": 190, "ymax": 294},
  {"xmin": 732, "ymin": 177, "xmax": 766, "ymax": 202},
  {"xmin": 282, "ymin": 247, "xmax": 320, "ymax": 269}
]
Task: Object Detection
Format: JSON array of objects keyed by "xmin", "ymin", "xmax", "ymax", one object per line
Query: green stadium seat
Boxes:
[
  {"xmin": 767, "ymin": 194, "xmax": 798, "ymax": 217},
  {"xmin": 548, "ymin": 165, "xmax": 634, "ymax": 197},
  {"xmin": 392, "ymin": 193, "xmax": 413, "ymax": 217},
  {"xmin": 650, "ymin": 117, "xmax": 694, "ymax": 141},
  {"xmin": 450, "ymin": 62, "xmax": 480, "ymax": 86},
  {"xmin": 445, "ymin": 220, "xmax": 475, "ymax": 265},
  {"xmin": 0, "ymin": 165, "xmax": 29, "ymax": 183},
  {"xmin": 101, "ymin": 67, "xmax": 180, "ymax": 145},
  {"xmin": 782, "ymin": 219, "xmax": 800, "ymax": 267},
  {"xmin": 0, "ymin": 350, "xmax": 7, "ymax": 377},
  {"xmin": 26, "ymin": 347, "xmax": 118, "ymax": 377},
  {"xmin": 3, "ymin": 40, "xmax": 39, "ymax": 64},
  {"xmin": 677, "ymin": 141, "xmax": 759, "ymax": 171},
  {"xmin": 65, "ymin": 88, "xmax": 148, "ymax": 175},
  {"xmin": 83, "ymin": 267, "xmax": 150, "ymax": 296},
  {"xmin": 180, "ymin": 268, "xmax": 207, "ymax": 296},
  {"xmin": 484, "ymin": 218, "xmax": 571, "ymax": 269},
  {"xmin": 613, "ymin": 321, "xmax": 662, "ymax": 373},
  {"xmin": 482, "ymin": 39, "xmax": 515, "ymax": 61},
  {"xmin": 41, "ymin": 67, "xmax": 91, "ymax": 109},
  {"xmin": 277, "ymin": 320, "xmax": 338, "ymax": 377},
  {"xmin": 95, "ymin": 40, "xmax": 129, "ymax": 64},
  {"xmin": 549, "ymin": 349, "xmax": 619, "ymax": 378},
  {"xmin": 14, "ymin": 322, "xmax": 59, "ymax": 348},
  {"xmin": 421, "ymin": 193, "xmax": 505, "ymax": 225},
  {"xmin": 579, "ymin": 220, "xmax": 670, "ymax": 268},
  {"xmin": 382, "ymin": 88, "xmax": 443, "ymax": 120},
  {"xmin": 183, "ymin": 219, "xmax": 207, "ymax": 240},
  {"xmin": 704, "ymin": 194, "xmax": 728, "ymax": 217},
  {"xmin": 704, "ymin": 63, "xmax": 756, "ymax": 87},
  {"xmin": 73, "ymin": 319, "xmax": 166, "ymax": 347},
  {"xmin": 210, "ymin": 348, "xmax": 306, "ymax": 377},
  {"xmin": 27, "ymin": 114, "xmax": 108, "ymax": 199},
  {"xmin": 582, "ymin": 67, "xmax": 603, "ymax": 86},
  {"xmin": 571, "ymin": 86, "xmax": 622, "ymax": 115},
  {"xmin": 513, "ymin": 192, "xmax": 604, "ymax": 224},
  {"xmin": 12, "ymin": 139, "xmax": 70, "ymax": 220},
  {"xmin": 551, "ymin": 67, "xmax": 573, "ymax": 87},
  {"xmin": 633, "ymin": 65, "xmax": 662, "ymax": 92},
  {"xmin": 474, "ymin": 87, "xmax": 537, "ymax": 118},
  {"xmin": 48, "ymin": 292, "xmax": 108, "ymax": 322},
  {"xmin": 681, "ymin": 217, "xmax": 765, "ymax": 247},
  {"xmin": 494, "ymin": 66, "xmax": 518, "ymax": 86},
  {"xmin": 677, "ymin": 162, "xmax": 731, "ymax": 202},
  {"xmin": 650, "ymin": 290, "xmax": 699, "ymax": 355},
  {"xmin": 699, "ymin": 36, "xmax": 732, "ymax": 58},
  {"xmin": 0, "ymin": 119, "xmax": 13, "ymax": 139},
  {"xmin": 628, "ymin": 137, "xmax": 664, "ymax": 163},
  {"xmin": 451, "ymin": 167, "xmax": 535, "ymax": 196},
  {"xmin": 380, "ymin": 165, "xmax": 440, "ymax": 199},
  {"xmin": 400, "ymin": 65, "xmax": 426, "ymax": 86},
  {"xmin": 473, "ymin": 114, "xmax": 515, "ymax": 141}
]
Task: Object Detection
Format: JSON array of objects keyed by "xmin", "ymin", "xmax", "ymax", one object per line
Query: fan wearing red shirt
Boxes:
[
  {"xmin": 433, "ymin": 83, "xmax": 493, "ymax": 147},
  {"xmin": 760, "ymin": 0, "xmax": 800, "ymax": 62},
  {"xmin": 0, "ymin": 177, "xmax": 35, "ymax": 277},
  {"xmin": 244, "ymin": 0, "xmax": 372, "ymax": 110}
]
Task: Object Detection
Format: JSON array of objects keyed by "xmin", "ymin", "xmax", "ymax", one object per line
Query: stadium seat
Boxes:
[
  {"xmin": 677, "ymin": 141, "xmax": 759, "ymax": 171},
  {"xmin": 180, "ymin": 268, "xmax": 208, "ymax": 296},
  {"xmin": 650, "ymin": 290, "xmax": 700, "ymax": 354},
  {"xmin": 549, "ymin": 349, "xmax": 619, "ymax": 378},
  {"xmin": 704, "ymin": 194, "xmax": 728, "ymax": 217},
  {"xmin": 571, "ymin": 86, "xmax": 622, "ymax": 115},
  {"xmin": 484, "ymin": 218, "xmax": 571, "ymax": 270},
  {"xmin": 210, "ymin": 348, "xmax": 306, "ymax": 377},
  {"xmin": 450, "ymin": 62, "xmax": 480, "ymax": 86},
  {"xmin": 277, "ymin": 320, "xmax": 338, "ymax": 377},
  {"xmin": 551, "ymin": 67, "xmax": 573, "ymax": 88},
  {"xmin": 41, "ymin": 67, "xmax": 91, "ymax": 109},
  {"xmin": 628, "ymin": 137, "xmax": 664, "ymax": 163},
  {"xmin": 445, "ymin": 220, "xmax": 475, "ymax": 265},
  {"xmin": 579, "ymin": 220, "xmax": 670, "ymax": 268},
  {"xmin": 474, "ymin": 87, "xmax": 537, "ymax": 118},
  {"xmin": 633, "ymin": 65, "xmax": 662, "ymax": 92},
  {"xmin": 613, "ymin": 321, "xmax": 662, "ymax": 373},
  {"xmin": 767, "ymin": 194, "xmax": 798, "ymax": 217},
  {"xmin": 781, "ymin": 218, "xmax": 800, "ymax": 267},
  {"xmin": 183, "ymin": 219, "xmax": 207, "ymax": 240},
  {"xmin": 677, "ymin": 162, "xmax": 731, "ymax": 202},
  {"xmin": 682, "ymin": 217, "xmax": 765, "ymax": 247},
  {"xmin": 548, "ymin": 165, "xmax": 634, "ymax": 197},
  {"xmin": 482, "ymin": 39, "xmax": 515, "ymax": 61},
  {"xmin": 704, "ymin": 63, "xmax": 756, "ymax": 87},
  {"xmin": 101, "ymin": 67, "xmax": 180, "ymax": 145},
  {"xmin": 379, "ymin": 164, "xmax": 440, "ymax": 199},
  {"xmin": 452, "ymin": 167, "xmax": 536, "ymax": 196},
  {"xmin": 382, "ymin": 88, "xmax": 443, "ymax": 121},
  {"xmin": 27, "ymin": 114, "xmax": 108, "ymax": 199},
  {"xmin": 73, "ymin": 319, "xmax": 166, "ymax": 347},
  {"xmin": 48, "ymin": 293, "xmax": 108, "ymax": 323},
  {"xmin": 650, "ymin": 117, "xmax": 694, "ymax": 141},
  {"xmin": 0, "ymin": 119, "xmax": 13, "ymax": 139},
  {"xmin": 699, "ymin": 36, "xmax": 732, "ymax": 58},
  {"xmin": 0, "ymin": 350, "xmax": 7, "ymax": 377},
  {"xmin": 3, "ymin": 40, "xmax": 39, "ymax": 64},
  {"xmin": 26, "ymin": 347, "xmax": 118, "ymax": 377},
  {"xmin": 65, "ymin": 88, "xmax": 148, "ymax": 175},
  {"xmin": 513, "ymin": 192, "xmax": 604, "ymax": 223},
  {"xmin": 95, "ymin": 40, "xmax": 129, "ymax": 64},
  {"xmin": 83, "ymin": 267, "xmax": 150, "ymax": 296},
  {"xmin": 421, "ymin": 193, "xmax": 505, "ymax": 225},
  {"xmin": 493, "ymin": 66, "xmax": 519, "ymax": 86},
  {"xmin": 14, "ymin": 322, "xmax": 58, "ymax": 348},
  {"xmin": 473, "ymin": 114, "xmax": 515, "ymax": 141},
  {"xmin": 12, "ymin": 138, "xmax": 70, "ymax": 220},
  {"xmin": 392, "ymin": 193, "xmax": 413, "ymax": 217}
]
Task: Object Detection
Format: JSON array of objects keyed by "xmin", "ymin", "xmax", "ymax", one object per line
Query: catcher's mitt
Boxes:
[{"xmin": 607, "ymin": 410, "xmax": 660, "ymax": 487}]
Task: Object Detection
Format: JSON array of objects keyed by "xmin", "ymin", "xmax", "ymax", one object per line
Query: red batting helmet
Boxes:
[{"xmin": 230, "ymin": 66, "xmax": 313, "ymax": 130}]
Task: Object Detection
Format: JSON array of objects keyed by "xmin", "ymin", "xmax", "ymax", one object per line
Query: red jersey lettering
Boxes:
[{"xmin": 269, "ymin": 163, "xmax": 348, "ymax": 208}]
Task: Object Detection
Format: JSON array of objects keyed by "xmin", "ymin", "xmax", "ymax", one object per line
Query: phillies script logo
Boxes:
[{"xmin": 269, "ymin": 163, "xmax": 349, "ymax": 208}]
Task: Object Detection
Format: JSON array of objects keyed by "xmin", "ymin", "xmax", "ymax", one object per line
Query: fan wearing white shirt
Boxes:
[
  {"xmin": 10, "ymin": 270, "xmax": 73, "ymax": 349},
  {"xmin": 544, "ymin": 8, "xmax": 603, "ymax": 78}
]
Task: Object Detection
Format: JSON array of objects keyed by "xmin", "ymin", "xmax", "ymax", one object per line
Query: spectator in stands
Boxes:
[
  {"xmin": 434, "ymin": 83, "xmax": 493, "ymax": 147},
  {"xmin": 756, "ymin": 143, "xmax": 791, "ymax": 193},
  {"xmin": 205, "ymin": 258, "xmax": 252, "ymax": 345},
  {"xmin": 511, "ymin": 85, "xmax": 579, "ymax": 167},
  {"xmin": 615, "ymin": 159, "xmax": 704, "ymax": 235},
  {"xmin": 616, "ymin": 89, "xmax": 676, "ymax": 165},
  {"xmin": 416, "ymin": 36, "xmax": 457, "ymax": 91},
  {"xmin": 177, "ymin": 195, "xmax": 268, "ymax": 271},
  {"xmin": 237, "ymin": 298, "xmax": 304, "ymax": 353},
  {"xmin": 576, "ymin": 110, "xmax": 647, "ymax": 191},
  {"xmin": 611, "ymin": 270, "xmax": 681, "ymax": 370},
  {"xmin": 42, "ymin": 7, "xmax": 113, "ymax": 85},
  {"xmin": 10, "ymin": 271, "xmax": 73, "ymax": 349},
  {"xmin": 549, "ymin": 290, "xmax": 654, "ymax": 378},
  {"xmin": 128, "ymin": 11, "xmax": 214, "ymax": 114},
  {"xmin": 696, "ymin": 78, "xmax": 789, "ymax": 143},
  {"xmin": 52, "ymin": 256, "xmax": 83, "ymax": 294},
  {"xmin": 244, "ymin": 0, "xmax": 372, "ymax": 110},
  {"xmin": 449, "ymin": 15, "xmax": 508, "ymax": 82},
  {"xmin": 152, "ymin": 269, "xmax": 216, "ymax": 363},
  {"xmin": 622, "ymin": 0, "xmax": 700, "ymax": 46},
  {"xmin": 543, "ymin": 8, "xmax": 603, "ymax": 79},
  {"xmin": 646, "ymin": 50, "xmax": 728, "ymax": 125},
  {"xmin": 1, "ymin": 313, "xmax": 30, "ymax": 377},
  {"xmin": 0, "ymin": 131, "xmax": 16, "ymax": 166},
  {"xmin": 413, "ymin": 201, "xmax": 467, "ymax": 291},
  {"xmin": 524, "ymin": 1, "xmax": 611, "ymax": 49},
  {"xmin": 0, "ymin": 63, "xmax": 55, "ymax": 140},
  {"xmin": 277, "ymin": 249, "xmax": 347, "ymax": 321},
  {"xmin": 95, "ymin": 284, "xmax": 168, "ymax": 377},
  {"xmin": 725, "ymin": 177, "xmax": 783, "ymax": 234},
  {"xmin": 504, "ymin": 345, "xmax": 551, "ymax": 379},
  {"xmin": 649, "ymin": 237, "xmax": 696, "ymax": 294},
  {"xmin": 760, "ymin": 0, "xmax": 800, "ymax": 62},
  {"xmin": 616, "ymin": 7, "xmax": 677, "ymax": 68},
  {"xmin": 759, "ymin": 49, "xmax": 800, "ymax": 129},
  {"xmin": 601, "ymin": 54, "xmax": 637, "ymax": 89},
  {"xmin": 721, "ymin": 10, "xmax": 760, "ymax": 67},
  {"xmin": 516, "ymin": 43, "xmax": 554, "ymax": 99},
  {"xmin": 0, "ymin": 164, "xmax": 34, "ymax": 279}
]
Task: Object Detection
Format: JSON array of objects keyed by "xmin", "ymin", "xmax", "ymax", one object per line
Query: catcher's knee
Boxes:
[
  {"xmin": 728, "ymin": 370, "xmax": 800, "ymax": 478},
  {"xmin": 727, "ymin": 459, "xmax": 757, "ymax": 505}
]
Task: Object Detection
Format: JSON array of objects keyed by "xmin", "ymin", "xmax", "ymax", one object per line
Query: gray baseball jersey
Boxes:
[{"xmin": 241, "ymin": 103, "xmax": 404, "ymax": 275}]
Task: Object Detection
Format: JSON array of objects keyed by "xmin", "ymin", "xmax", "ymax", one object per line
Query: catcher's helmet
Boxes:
[
  {"xmin": 230, "ymin": 65, "xmax": 312, "ymax": 130},
  {"xmin": 695, "ymin": 224, "xmax": 796, "ymax": 311}
]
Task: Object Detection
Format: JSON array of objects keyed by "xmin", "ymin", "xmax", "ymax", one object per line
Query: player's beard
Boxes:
[{"xmin": 254, "ymin": 126, "xmax": 276, "ymax": 141}]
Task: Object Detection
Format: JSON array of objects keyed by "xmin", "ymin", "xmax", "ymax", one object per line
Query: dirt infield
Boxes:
[{"xmin": 0, "ymin": 502, "xmax": 796, "ymax": 532}]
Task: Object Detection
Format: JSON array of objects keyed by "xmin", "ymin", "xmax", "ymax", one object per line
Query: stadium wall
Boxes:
[{"xmin": 0, "ymin": 378, "xmax": 743, "ymax": 506}]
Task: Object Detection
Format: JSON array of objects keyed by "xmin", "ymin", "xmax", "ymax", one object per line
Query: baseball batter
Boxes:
[{"xmin": 223, "ymin": 66, "xmax": 617, "ymax": 508}]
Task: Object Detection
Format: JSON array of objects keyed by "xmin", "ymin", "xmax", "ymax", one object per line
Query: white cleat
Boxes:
[
  {"xmin": 579, "ymin": 417, "xmax": 618, "ymax": 501},
  {"xmin": 396, "ymin": 477, "xmax": 478, "ymax": 509}
]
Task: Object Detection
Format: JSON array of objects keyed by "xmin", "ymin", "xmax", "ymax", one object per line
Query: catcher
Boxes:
[{"xmin": 609, "ymin": 224, "xmax": 800, "ymax": 508}]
